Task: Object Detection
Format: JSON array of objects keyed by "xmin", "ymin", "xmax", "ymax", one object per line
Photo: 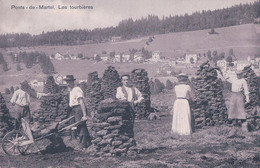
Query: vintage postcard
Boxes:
[{"xmin": 0, "ymin": 0, "xmax": 259, "ymax": 167}]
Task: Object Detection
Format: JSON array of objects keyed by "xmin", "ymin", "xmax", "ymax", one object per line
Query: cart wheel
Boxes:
[{"xmin": 2, "ymin": 130, "xmax": 30, "ymax": 156}]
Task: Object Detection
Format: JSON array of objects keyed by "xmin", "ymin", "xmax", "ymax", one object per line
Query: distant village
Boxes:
[
  {"xmin": 50, "ymin": 49, "xmax": 260, "ymax": 78},
  {"xmin": 4, "ymin": 37, "xmax": 260, "ymax": 92}
]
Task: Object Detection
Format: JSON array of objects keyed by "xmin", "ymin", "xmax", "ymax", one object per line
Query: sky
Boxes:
[{"xmin": 0, "ymin": 0, "xmax": 257, "ymax": 35}]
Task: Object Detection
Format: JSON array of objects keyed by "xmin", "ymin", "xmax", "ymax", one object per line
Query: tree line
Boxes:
[
  {"xmin": 0, "ymin": 1, "xmax": 259, "ymax": 48},
  {"xmin": 3, "ymin": 51, "xmax": 55, "ymax": 74}
]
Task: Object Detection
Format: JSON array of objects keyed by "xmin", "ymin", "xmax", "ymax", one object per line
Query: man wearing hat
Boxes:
[
  {"xmin": 226, "ymin": 70, "xmax": 249, "ymax": 125},
  {"xmin": 63, "ymin": 75, "xmax": 91, "ymax": 150},
  {"xmin": 10, "ymin": 80, "xmax": 48, "ymax": 129}
]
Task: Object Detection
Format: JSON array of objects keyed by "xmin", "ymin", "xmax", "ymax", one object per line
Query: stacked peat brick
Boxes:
[
  {"xmin": 33, "ymin": 76, "xmax": 69, "ymax": 126},
  {"xmin": 89, "ymin": 99, "xmax": 136, "ymax": 156},
  {"xmin": 87, "ymin": 67, "xmax": 139, "ymax": 156},
  {"xmin": 242, "ymin": 65, "xmax": 260, "ymax": 131},
  {"xmin": 22, "ymin": 80, "xmax": 38, "ymax": 98},
  {"xmin": 101, "ymin": 66, "xmax": 121, "ymax": 99},
  {"xmin": 192, "ymin": 61, "xmax": 228, "ymax": 128},
  {"xmin": 43, "ymin": 76, "xmax": 59, "ymax": 94},
  {"xmin": 130, "ymin": 69, "xmax": 151, "ymax": 119},
  {"xmin": 242, "ymin": 65, "xmax": 259, "ymax": 109},
  {"xmin": 34, "ymin": 93, "xmax": 69, "ymax": 124},
  {"xmin": 84, "ymin": 72, "xmax": 104, "ymax": 117},
  {"xmin": 0, "ymin": 92, "xmax": 13, "ymax": 137}
]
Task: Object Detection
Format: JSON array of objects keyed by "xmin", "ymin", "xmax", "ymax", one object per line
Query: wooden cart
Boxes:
[{"xmin": 1, "ymin": 116, "xmax": 86, "ymax": 156}]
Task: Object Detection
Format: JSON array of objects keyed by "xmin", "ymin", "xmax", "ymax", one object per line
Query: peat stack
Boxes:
[
  {"xmin": 89, "ymin": 99, "xmax": 136, "ymax": 156},
  {"xmin": 85, "ymin": 72, "xmax": 104, "ymax": 116},
  {"xmin": 0, "ymin": 92, "xmax": 13, "ymax": 137},
  {"xmin": 21, "ymin": 80, "xmax": 37, "ymax": 98},
  {"xmin": 242, "ymin": 65, "xmax": 259, "ymax": 109},
  {"xmin": 130, "ymin": 69, "xmax": 151, "ymax": 119},
  {"xmin": 101, "ymin": 66, "xmax": 121, "ymax": 99},
  {"xmin": 242, "ymin": 65, "xmax": 260, "ymax": 131},
  {"xmin": 192, "ymin": 61, "xmax": 228, "ymax": 128},
  {"xmin": 34, "ymin": 93, "xmax": 69, "ymax": 125},
  {"xmin": 43, "ymin": 76, "xmax": 59, "ymax": 94}
]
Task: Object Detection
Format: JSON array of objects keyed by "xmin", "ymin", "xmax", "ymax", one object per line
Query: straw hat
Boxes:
[
  {"xmin": 177, "ymin": 73, "xmax": 188, "ymax": 83},
  {"xmin": 235, "ymin": 70, "xmax": 243, "ymax": 75}
]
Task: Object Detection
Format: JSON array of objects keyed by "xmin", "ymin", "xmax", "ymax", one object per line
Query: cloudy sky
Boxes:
[{"xmin": 0, "ymin": 0, "xmax": 257, "ymax": 35}]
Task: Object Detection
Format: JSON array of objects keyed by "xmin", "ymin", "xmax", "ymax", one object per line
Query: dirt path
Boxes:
[{"xmin": 0, "ymin": 117, "xmax": 259, "ymax": 168}]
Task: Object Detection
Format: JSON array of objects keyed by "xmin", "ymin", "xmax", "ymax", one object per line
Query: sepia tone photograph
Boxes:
[{"xmin": 0, "ymin": 0, "xmax": 260, "ymax": 167}]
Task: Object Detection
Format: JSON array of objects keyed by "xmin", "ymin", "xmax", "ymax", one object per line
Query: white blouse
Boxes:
[
  {"xmin": 174, "ymin": 84, "xmax": 191, "ymax": 99},
  {"xmin": 69, "ymin": 87, "xmax": 84, "ymax": 107},
  {"xmin": 228, "ymin": 78, "xmax": 249, "ymax": 95}
]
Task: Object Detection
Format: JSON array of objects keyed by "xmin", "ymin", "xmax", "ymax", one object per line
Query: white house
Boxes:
[
  {"xmin": 152, "ymin": 51, "xmax": 161, "ymax": 59},
  {"xmin": 236, "ymin": 60, "xmax": 250, "ymax": 71},
  {"xmin": 30, "ymin": 79, "xmax": 44, "ymax": 87},
  {"xmin": 168, "ymin": 60, "xmax": 177, "ymax": 66},
  {"xmin": 255, "ymin": 57, "xmax": 260, "ymax": 63},
  {"xmin": 134, "ymin": 52, "xmax": 143, "ymax": 59},
  {"xmin": 247, "ymin": 56, "xmax": 256, "ymax": 65},
  {"xmin": 54, "ymin": 53, "xmax": 64, "ymax": 60},
  {"xmin": 254, "ymin": 55, "xmax": 260, "ymax": 65},
  {"xmin": 134, "ymin": 55, "xmax": 144, "ymax": 63},
  {"xmin": 79, "ymin": 79, "xmax": 88, "ymax": 84},
  {"xmin": 166, "ymin": 70, "xmax": 172, "ymax": 75},
  {"xmin": 122, "ymin": 53, "xmax": 130, "ymax": 62},
  {"xmin": 253, "ymin": 68, "xmax": 260, "ymax": 76},
  {"xmin": 100, "ymin": 56, "xmax": 109, "ymax": 62},
  {"xmin": 64, "ymin": 55, "xmax": 71, "ymax": 60},
  {"xmin": 217, "ymin": 60, "xmax": 227, "ymax": 72},
  {"xmin": 149, "ymin": 51, "xmax": 162, "ymax": 62},
  {"xmin": 111, "ymin": 36, "xmax": 121, "ymax": 42},
  {"xmin": 70, "ymin": 55, "xmax": 77, "ymax": 60},
  {"xmin": 114, "ymin": 54, "xmax": 121, "ymax": 62},
  {"xmin": 185, "ymin": 53, "xmax": 198, "ymax": 64},
  {"xmin": 54, "ymin": 74, "xmax": 66, "ymax": 85}
]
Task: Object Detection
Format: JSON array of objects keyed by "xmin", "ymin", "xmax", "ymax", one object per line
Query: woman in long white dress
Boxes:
[{"xmin": 172, "ymin": 73, "xmax": 192, "ymax": 136}]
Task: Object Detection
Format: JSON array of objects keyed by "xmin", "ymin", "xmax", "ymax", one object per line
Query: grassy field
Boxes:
[
  {"xmin": 1, "ymin": 89, "xmax": 258, "ymax": 165},
  {"xmin": 0, "ymin": 92, "xmax": 259, "ymax": 168},
  {"xmin": 147, "ymin": 24, "xmax": 260, "ymax": 58},
  {"xmin": 1, "ymin": 118, "xmax": 259, "ymax": 168},
  {"xmin": 1, "ymin": 23, "xmax": 259, "ymax": 59}
]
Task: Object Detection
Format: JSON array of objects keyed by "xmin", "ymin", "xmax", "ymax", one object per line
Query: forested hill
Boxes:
[{"xmin": 0, "ymin": 1, "xmax": 260, "ymax": 48}]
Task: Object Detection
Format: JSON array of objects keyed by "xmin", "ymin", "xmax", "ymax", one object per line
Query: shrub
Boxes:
[
  {"xmin": 5, "ymin": 88, "xmax": 10, "ymax": 94},
  {"xmin": 165, "ymin": 80, "xmax": 174, "ymax": 90},
  {"xmin": 10, "ymin": 86, "xmax": 14, "ymax": 94},
  {"xmin": 3, "ymin": 62, "xmax": 8, "ymax": 71},
  {"xmin": 149, "ymin": 80, "xmax": 154, "ymax": 94},
  {"xmin": 153, "ymin": 79, "xmax": 165, "ymax": 94},
  {"xmin": 16, "ymin": 63, "xmax": 22, "ymax": 71}
]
